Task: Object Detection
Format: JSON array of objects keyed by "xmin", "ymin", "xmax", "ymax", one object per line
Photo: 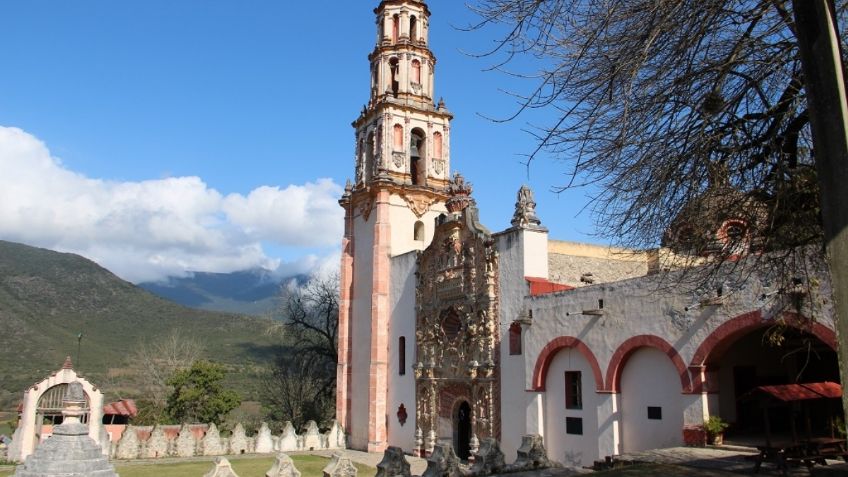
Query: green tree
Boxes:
[{"xmin": 165, "ymin": 360, "xmax": 241, "ymax": 424}]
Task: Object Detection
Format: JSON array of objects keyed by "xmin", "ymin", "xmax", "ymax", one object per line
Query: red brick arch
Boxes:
[
  {"xmin": 605, "ymin": 335, "xmax": 693, "ymax": 393},
  {"xmin": 530, "ymin": 336, "xmax": 604, "ymax": 392},
  {"xmin": 689, "ymin": 310, "xmax": 837, "ymax": 367}
]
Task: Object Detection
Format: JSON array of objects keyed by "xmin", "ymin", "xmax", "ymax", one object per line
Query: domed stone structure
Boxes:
[{"xmin": 13, "ymin": 382, "xmax": 118, "ymax": 477}]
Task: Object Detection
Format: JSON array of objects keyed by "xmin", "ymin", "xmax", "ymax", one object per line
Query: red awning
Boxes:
[{"xmin": 742, "ymin": 382, "xmax": 842, "ymax": 402}]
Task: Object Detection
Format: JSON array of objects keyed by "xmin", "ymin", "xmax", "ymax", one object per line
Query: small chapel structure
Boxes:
[{"xmin": 337, "ymin": 0, "xmax": 841, "ymax": 467}]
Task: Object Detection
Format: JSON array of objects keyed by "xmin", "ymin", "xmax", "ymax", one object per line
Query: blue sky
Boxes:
[{"xmin": 0, "ymin": 1, "xmax": 598, "ymax": 282}]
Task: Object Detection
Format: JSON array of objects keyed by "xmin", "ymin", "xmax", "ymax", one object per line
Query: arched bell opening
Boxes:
[
  {"xmin": 410, "ymin": 128, "xmax": 426, "ymax": 186},
  {"xmin": 365, "ymin": 131, "xmax": 376, "ymax": 182}
]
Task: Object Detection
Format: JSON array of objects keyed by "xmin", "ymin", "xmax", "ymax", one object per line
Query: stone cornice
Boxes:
[
  {"xmin": 369, "ymin": 43, "xmax": 436, "ymax": 64},
  {"xmin": 374, "ymin": 0, "xmax": 431, "ymax": 17},
  {"xmin": 353, "ymin": 101, "xmax": 453, "ymax": 128}
]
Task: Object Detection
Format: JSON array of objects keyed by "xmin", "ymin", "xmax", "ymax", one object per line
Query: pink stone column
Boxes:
[
  {"xmin": 368, "ymin": 188, "xmax": 391, "ymax": 453},
  {"xmin": 336, "ymin": 203, "xmax": 354, "ymax": 432}
]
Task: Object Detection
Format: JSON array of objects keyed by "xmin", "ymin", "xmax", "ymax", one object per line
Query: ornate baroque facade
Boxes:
[{"xmin": 414, "ymin": 176, "xmax": 500, "ymax": 458}]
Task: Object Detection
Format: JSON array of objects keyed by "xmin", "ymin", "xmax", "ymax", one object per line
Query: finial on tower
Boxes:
[
  {"xmin": 446, "ymin": 173, "xmax": 474, "ymax": 213},
  {"xmin": 511, "ymin": 185, "xmax": 546, "ymax": 230},
  {"xmin": 62, "ymin": 356, "xmax": 74, "ymax": 369}
]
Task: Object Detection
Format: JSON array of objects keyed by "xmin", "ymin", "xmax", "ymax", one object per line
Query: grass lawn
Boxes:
[{"xmin": 0, "ymin": 454, "xmax": 373, "ymax": 477}]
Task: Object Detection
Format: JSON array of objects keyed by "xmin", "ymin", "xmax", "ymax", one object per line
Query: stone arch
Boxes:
[
  {"xmin": 410, "ymin": 15, "xmax": 418, "ymax": 42},
  {"xmin": 690, "ymin": 310, "xmax": 837, "ymax": 367},
  {"xmin": 688, "ymin": 310, "xmax": 837, "ymax": 393},
  {"xmin": 10, "ymin": 358, "xmax": 105, "ymax": 463},
  {"xmin": 530, "ymin": 336, "xmax": 604, "ymax": 392},
  {"xmin": 606, "ymin": 335, "xmax": 692, "ymax": 393}
]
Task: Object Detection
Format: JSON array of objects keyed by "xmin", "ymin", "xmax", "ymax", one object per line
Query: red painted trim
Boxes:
[
  {"xmin": 525, "ymin": 277, "xmax": 575, "ymax": 296},
  {"xmin": 689, "ymin": 311, "xmax": 837, "ymax": 367},
  {"xmin": 530, "ymin": 336, "xmax": 604, "ymax": 392},
  {"xmin": 605, "ymin": 335, "xmax": 693, "ymax": 393}
]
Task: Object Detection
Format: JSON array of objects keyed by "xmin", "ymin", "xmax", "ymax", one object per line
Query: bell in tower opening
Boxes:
[{"xmin": 410, "ymin": 129, "xmax": 426, "ymax": 185}]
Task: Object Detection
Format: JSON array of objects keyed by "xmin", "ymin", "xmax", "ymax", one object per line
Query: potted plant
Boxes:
[{"xmin": 703, "ymin": 416, "xmax": 729, "ymax": 445}]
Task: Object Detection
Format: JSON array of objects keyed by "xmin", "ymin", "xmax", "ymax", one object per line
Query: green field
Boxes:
[{"xmin": 0, "ymin": 454, "xmax": 373, "ymax": 477}]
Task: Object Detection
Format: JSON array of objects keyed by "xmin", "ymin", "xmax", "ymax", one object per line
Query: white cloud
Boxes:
[{"xmin": 0, "ymin": 126, "xmax": 344, "ymax": 283}]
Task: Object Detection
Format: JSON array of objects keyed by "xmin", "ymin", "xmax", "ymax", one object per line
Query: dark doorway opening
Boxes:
[{"xmin": 455, "ymin": 401, "xmax": 472, "ymax": 460}]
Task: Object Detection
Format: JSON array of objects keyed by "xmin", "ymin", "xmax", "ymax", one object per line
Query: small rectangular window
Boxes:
[
  {"xmin": 565, "ymin": 371, "xmax": 583, "ymax": 410},
  {"xmin": 647, "ymin": 406, "xmax": 662, "ymax": 420},
  {"xmin": 566, "ymin": 417, "xmax": 583, "ymax": 435},
  {"xmin": 509, "ymin": 323, "xmax": 522, "ymax": 355},
  {"xmin": 398, "ymin": 336, "xmax": 406, "ymax": 376}
]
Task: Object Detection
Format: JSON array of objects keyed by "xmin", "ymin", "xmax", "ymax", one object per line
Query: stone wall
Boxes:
[
  {"xmin": 109, "ymin": 420, "xmax": 345, "ymax": 460},
  {"xmin": 547, "ymin": 241, "xmax": 648, "ymax": 287}
]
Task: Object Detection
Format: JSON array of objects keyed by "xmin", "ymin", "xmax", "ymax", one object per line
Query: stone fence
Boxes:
[
  {"xmin": 111, "ymin": 420, "xmax": 345, "ymax": 460},
  {"xmin": 205, "ymin": 434, "xmax": 557, "ymax": 477}
]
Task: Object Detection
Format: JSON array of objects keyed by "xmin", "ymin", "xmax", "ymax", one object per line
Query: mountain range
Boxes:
[
  {"xmin": 139, "ymin": 269, "xmax": 307, "ymax": 317},
  {"xmin": 0, "ymin": 240, "xmax": 280, "ymax": 409}
]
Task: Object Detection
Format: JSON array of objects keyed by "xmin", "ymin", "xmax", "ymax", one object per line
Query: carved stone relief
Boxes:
[
  {"xmin": 414, "ymin": 182, "xmax": 500, "ymax": 454},
  {"xmin": 357, "ymin": 197, "xmax": 374, "ymax": 222},
  {"xmin": 402, "ymin": 192, "xmax": 434, "ymax": 218}
]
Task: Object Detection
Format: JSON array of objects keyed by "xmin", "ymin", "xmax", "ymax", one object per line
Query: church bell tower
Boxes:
[{"xmin": 337, "ymin": 0, "xmax": 454, "ymax": 452}]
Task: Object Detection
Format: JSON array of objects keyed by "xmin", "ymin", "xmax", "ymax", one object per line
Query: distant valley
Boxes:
[{"xmin": 139, "ymin": 269, "xmax": 307, "ymax": 317}]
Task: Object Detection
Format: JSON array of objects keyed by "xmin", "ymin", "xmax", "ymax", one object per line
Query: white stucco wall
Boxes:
[
  {"xmin": 496, "ymin": 228, "xmax": 547, "ymax": 460},
  {"xmin": 387, "ymin": 196, "xmax": 446, "ymax": 256},
  {"xmin": 620, "ymin": 348, "xmax": 684, "ymax": 452},
  {"xmin": 518, "ymin": 261, "xmax": 836, "ymax": 460},
  {"xmin": 387, "ymin": 251, "xmax": 418, "ymax": 451},
  {"xmin": 543, "ymin": 348, "xmax": 602, "ymax": 467}
]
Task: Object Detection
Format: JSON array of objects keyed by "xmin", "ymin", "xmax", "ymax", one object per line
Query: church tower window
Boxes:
[
  {"xmin": 393, "ymin": 124, "xmax": 404, "ymax": 150},
  {"xmin": 392, "ymin": 14, "xmax": 399, "ymax": 44},
  {"xmin": 410, "ymin": 15, "xmax": 418, "ymax": 42},
  {"xmin": 411, "ymin": 59, "xmax": 422, "ymax": 85},
  {"xmin": 389, "ymin": 57, "xmax": 400, "ymax": 97},
  {"xmin": 366, "ymin": 131, "xmax": 375, "ymax": 182},
  {"xmin": 414, "ymin": 221, "xmax": 424, "ymax": 242},
  {"xmin": 433, "ymin": 131, "xmax": 443, "ymax": 159}
]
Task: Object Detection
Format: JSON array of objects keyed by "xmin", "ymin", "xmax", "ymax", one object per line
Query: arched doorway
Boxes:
[
  {"xmin": 709, "ymin": 326, "xmax": 839, "ymax": 440},
  {"xmin": 543, "ymin": 346, "xmax": 601, "ymax": 467},
  {"xmin": 454, "ymin": 401, "xmax": 471, "ymax": 460}
]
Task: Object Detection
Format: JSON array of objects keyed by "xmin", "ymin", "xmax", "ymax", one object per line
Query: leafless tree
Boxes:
[
  {"xmin": 465, "ymin": 0, "xmax": 846, "ymax": 275},
  {"xmin": 465, "ymin": 0, "xmax": 848, "ymax": 418},
  {"xmin": 129, "ymin": 331, "xmax": 204, "ymax": 424},
  {"xmin": 262, "ymin": 274, "xmax": 338, "ymax": 428}
]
